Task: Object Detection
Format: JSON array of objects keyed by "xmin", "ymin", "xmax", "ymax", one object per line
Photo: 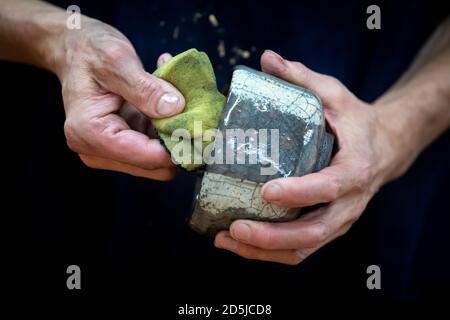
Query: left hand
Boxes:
[{"xmin": 214, "ymin": 50, "xmax": 407, "ymax": 265}]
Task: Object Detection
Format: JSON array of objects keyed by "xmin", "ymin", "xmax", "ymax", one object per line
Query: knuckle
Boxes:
[
  {"xmin": 291, "ymin": 61, "xmax": 311, "ymax": 81},
  {"xmin": 63, "ymin": 119, "xmax": 75, "ymax": 140},
  {"xmin": 324, "ymin": 76, "xmax": 346, "ymax": 101},
  {"xmin": 308, "ymin": 222, "xmax": 329, "ymax": 245},
  {"xmin": 357, "ymin": 160, "xmax": 373, "ymax": 187},
  {"xmin": 135, "ymin": 76, "xmax": 161, "ymax": 107},
  {"xmin": 64, "ymin": 119, "xmax": 84, "ymax": 153},
  {"xmin": 324, "ymin": 176, "xmax": 340, "ymax": 201},
  {"xmin": 101, "ymin": 43, "xmax": 129, "ymax": 65},
  {"xmin": 350, "ymin": 159, "xmax": 373, "ymax": 192},
  {"xmin": 327, "ymin": 76, "xmax": 342, "ymax": 87}
]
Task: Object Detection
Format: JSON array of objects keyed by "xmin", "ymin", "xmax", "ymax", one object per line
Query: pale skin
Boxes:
[
  {"xmin": 1, "ymin": 0, "xmax": 449, "ymax": 265},
  {"xmin": 1, "ymin": 0, "xmax": 185, "ymax": 181}
]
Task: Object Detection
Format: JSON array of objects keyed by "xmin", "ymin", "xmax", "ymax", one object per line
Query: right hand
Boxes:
[{"xmin": 57, "ymin": 19, "xmax": 184, "ymax": 180}]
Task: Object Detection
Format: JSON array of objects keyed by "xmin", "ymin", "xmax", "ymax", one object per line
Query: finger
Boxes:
[
  {"xmin": 65, "ymin": 100, "xmax": 175, "ymax": 171},
  {"xmin": 95, "ymin": 47, "xmax": 185, "ymax": 119},
  {"xmin": 261, "ymin": 159, "xmax": 366, "ymax": 208},
  {"xmin": 85, "ymin": 113, "xmax": 175, "ymax": 169},
  {"xmin": 228, "ymin": 194, "xmax": 365, "ymax": 251},
  {"xmin": 260, "ymin": 50, "xmax": 349, "ymax": 106},
  {"xmin": 228, "ymin": 216, "xmax": 328, "ymax": 251},
  {"xmin": 80, "ymin": 154, "xmax": 176, "ymax": 181},
  {"xmin": 215, "ymin": 232, "xmax": 305, "ymax": 265},
  {"xmin": 97, "ymin": 127, "xmax": 173, "ymax": 169},
  {"xmin": 157, "ymin": 53, "xmax": 173, "ymax": 68}
]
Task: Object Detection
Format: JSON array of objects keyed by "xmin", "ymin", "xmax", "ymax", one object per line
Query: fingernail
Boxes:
[
  {"xmin": 161, "ymin": 53, "xmax": 171, "ymax": 64},
  {"xmin": 264, "ymin": 49, "xmax": 283, "ymax": 59},
  {"xmin": 263, "ymin": 50, "xmax": 286, "ymax": 73},
  {"xmin": 231, "ymin": 223, "xmax": 251, "ymax": 242},
  {"xmin": 214, "ymin": 239, "xmax": 223, "ymax": 249},
  {"xmin": 262, "ymin": 182, "xmax": 282, "ymax": 201},
  {"xmin": 158, "ymin": 54, "xmax": 169, "ymax": 66},
  {"xmin": 157, "ymin": 93, "xmax": 182, "ymax": 116}
]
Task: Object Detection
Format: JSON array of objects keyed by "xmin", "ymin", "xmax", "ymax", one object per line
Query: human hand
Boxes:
[
  {"xmin": 214, "ymin": 50, "xmax": 408, "ymax": 264},
  {"xmin": 58, "ymin": 19, "xmax": 184, "ymax": 180}
]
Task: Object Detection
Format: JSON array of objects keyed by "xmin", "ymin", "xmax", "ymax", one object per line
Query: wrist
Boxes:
[
  {"xmin": 9, "ymin": 2, "xmax": 71, "ymax": 76},
  {"xmin": 36, "ymin": 11, "xmax": 67, "ymax": 76},
  {"xmin": 31, "ymin": 6, "xmax": 97, "ymax": 80},
  {"xmin": 371, "ymin": 101, "xmax": 419, "ymax": 184},
  {"xmin": 39, "ymin": 14, "xmax": 95, "ymax": 79}
]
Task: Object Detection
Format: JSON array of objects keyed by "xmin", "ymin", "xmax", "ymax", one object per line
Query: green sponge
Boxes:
[{"xmin": 152, "ymin": 49, "xmax": 226, "ymax": 171}]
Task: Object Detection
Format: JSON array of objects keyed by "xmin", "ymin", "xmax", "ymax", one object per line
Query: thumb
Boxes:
[
  {"xmin": 260, "ymin": 50, "xmax": 348, "ymax": 107},
  {"xmin": 96, "ymin": 50, "xmax": 185, "ymax": 119}
]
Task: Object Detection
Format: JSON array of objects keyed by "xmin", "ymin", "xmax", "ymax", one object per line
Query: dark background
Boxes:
[{"xmin": 4, "ymin": 0, "xmax": 450, "ymax": 311}]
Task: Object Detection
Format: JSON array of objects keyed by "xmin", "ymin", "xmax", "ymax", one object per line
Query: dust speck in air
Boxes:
[
  {"xmin": 173, "ymin": 26, "xmax": 180, "ymax": 39},
  {"xmin": 208, "ymin": 14, "xmax": 219, "ymax": 27}
]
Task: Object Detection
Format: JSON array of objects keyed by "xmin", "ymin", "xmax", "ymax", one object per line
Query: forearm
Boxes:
[
  {"xmin": 0, "ymin": 0, "xmax": 68, "ymax": 73},
  {"xmin": 374, "ymin": 16, "xmax": 450, "ymax": 181}
]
